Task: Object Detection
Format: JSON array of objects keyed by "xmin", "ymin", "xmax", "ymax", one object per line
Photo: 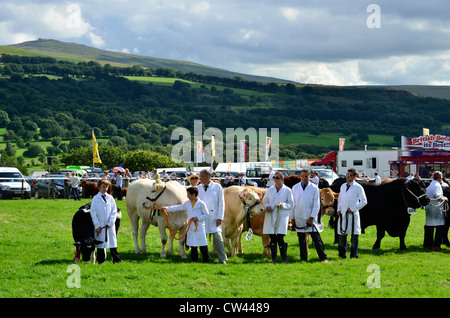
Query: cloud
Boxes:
[{"xmin": 0, "ymin": 2, "xmax": 105, "ymax": 48}]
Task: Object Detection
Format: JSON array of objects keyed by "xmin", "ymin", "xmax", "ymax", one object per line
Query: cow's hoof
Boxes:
[
  {"xmin": 181, "ymin": 255, "xmax": 188, "ymax": 259},
  {"xmin": 160, "ymin": 253, "xmax": 167, "ymax": 259},
  {"xmin": 372, "ymin": 245, "xmax": 380, "ymax": 250}
]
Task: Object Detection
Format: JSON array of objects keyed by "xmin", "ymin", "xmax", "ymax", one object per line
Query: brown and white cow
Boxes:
[{"xmin": 221, "ymin": 186, "xmax": 266, "ymax": 257}]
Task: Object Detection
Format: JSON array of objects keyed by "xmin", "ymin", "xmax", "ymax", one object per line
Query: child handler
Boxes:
[
  {"xmin": 164, "ymin": 187, "xmax": 210, "ymax": 263},
  {"xmin": 90, "ymin": 179, "xmax": 121, "ymax": 264}
]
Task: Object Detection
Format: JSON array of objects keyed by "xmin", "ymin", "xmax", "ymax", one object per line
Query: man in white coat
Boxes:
[
  {"xmin": 291, "ymin": 169, "xmax": 328, "ymax": 262},
  {"xmin": 198, "ymin": 169, "xmax": 227, "ymax": 264},
  {"xmin": 337, "ymin": 168, "xmax": 367, "ymax": 259},
  {"xmin": 424, "ymin": 171, "xmax": 447, "ymax": 251},
  {"xmin": 263, "ymin": 171, "xmax": 294, "ymax": 263},
  {"xmin": 90, "ymin": 179, "xmax": 121, "ymax": 264}
]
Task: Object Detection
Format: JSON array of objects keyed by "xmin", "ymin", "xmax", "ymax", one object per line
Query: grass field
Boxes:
[{"xmin": 0, "ymin": 198, "xmax": 448, "ymax": 300}]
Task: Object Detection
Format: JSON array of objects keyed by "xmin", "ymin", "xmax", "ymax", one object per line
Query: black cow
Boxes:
[
  {"xmin": 72, "ymin": 203, "xmax": 121, "ymax": 262},
  {"xmin": 330, "ymin": 177, "xmax": 430, "ymax": 250}
]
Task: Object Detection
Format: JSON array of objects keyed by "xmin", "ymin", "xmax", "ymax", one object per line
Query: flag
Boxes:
[
  {"xmin": 240, "ymin": 140, "xmax": 247, "ymax": 162},
  {"xmin": 93, "ymin": 131, "xmax": 102, "ymax": 164},
  {"xmin": 226, "ymin": 162, "xmax": 231, "ymax": 172},
  {"xmin": 266, "ymin": 137, "xmax": 272, "ymax": 161},
  {"xmin": 339, "ymin": 138, "xmax": 345, "ymax": 151},
  {"xmin": 423, "ymin": 128, "xmax": 429, "ymax": 136},
  {"xmin": 211, "ymin": 135, "xmax": 216, "ymax": 157},
  {"xmin": 196, "ymin": 141, "xmax": 205, "ymax": 163}
]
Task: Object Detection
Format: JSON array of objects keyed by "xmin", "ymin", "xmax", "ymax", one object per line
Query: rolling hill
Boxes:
[{"xmin": 4, "ymin": 39, "xmax": 293, "ymax": 84}]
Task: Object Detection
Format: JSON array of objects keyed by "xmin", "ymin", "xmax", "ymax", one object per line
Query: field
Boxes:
[{"xmin": 0, "ymin": 198, "xmax": 448, "ymax": 301}]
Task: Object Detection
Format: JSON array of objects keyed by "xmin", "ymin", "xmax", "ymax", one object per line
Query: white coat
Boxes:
[
  {"xmin": 198, "ymin": 182, "xmax": 225, "ymax": 234},
  {"xmin": 425, "ymin": 180, "xmax": 446, "ymax": 226},
  {"xmin": 291, "ymin": 182, "xmax": 322, "ymax": 233},
  {"xmin": 166, "ymin": 199, "xmax": 209, "ymax": 247},
  {"xmin": 337, "ymin": 181, "xmax": 367, "ymax": 235},
  {"xmin": 90, "ymin": 192, "xmax": 118, "ymax": 249},
  {"xmin": 263, "ymin": 184, "xmax": 294, "ymax": 235}
]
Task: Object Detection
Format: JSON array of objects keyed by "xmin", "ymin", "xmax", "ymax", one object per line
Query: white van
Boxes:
[{"xmin": 0, "ymin": 167, "xmax": 31, "ymax": 199}]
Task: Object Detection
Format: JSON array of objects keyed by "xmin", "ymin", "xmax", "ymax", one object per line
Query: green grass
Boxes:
[
  {"xmin": 0, "ymin": 198, "xmax": 448, "ymax": 298},
  {"xmin": 279, "ymin": 131, "xmax": 397, "ymax": 148}
]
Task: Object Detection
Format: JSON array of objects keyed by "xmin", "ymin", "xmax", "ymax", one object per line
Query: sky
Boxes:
[{"xmin": 1, "ymin": 0, "xmax": 450, "ymax": 86}]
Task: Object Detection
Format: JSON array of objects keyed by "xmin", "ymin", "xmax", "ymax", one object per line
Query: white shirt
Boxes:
[
  {"xmin": 291, "ymin": 181, "xmax": 322, "ymax": 232},
  {"xmin": 262, "ymin": 184, "xmax": 294, "ymax": 235},
  {"xmin": 374, "ymin": 175, "xmax": 381, "ymax": 184},
  {"xmin": 90, "ymin": 192, "xmax": 118, "ymax": 248},
  {"xmin": 198, "ymin": 182, "xmax": 225, "ymax": 234},
  {"xmin": 166, "ymin": 199, "xmax": 209, "ymax": 246},
  {"xmin": 337, "ymin": 181, "xmax": 367, "ymax": 235},
  {"xmin": 425, "ymin": 180, "xmax": 446, "ymax": 226}
]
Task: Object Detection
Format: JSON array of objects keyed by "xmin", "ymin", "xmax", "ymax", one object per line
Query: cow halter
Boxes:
[{"xmin": 402, "ymin": 179, "xmax": 427, "ymax": 207}]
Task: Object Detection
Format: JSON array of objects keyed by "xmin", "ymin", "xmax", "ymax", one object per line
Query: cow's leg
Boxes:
[
  {"xmin": 129, "ymin": 213, "xmax": 141, "ymax": 254},
  {"xmin": 177, "ymin": 235, "xmax": 188, "ymax": 259},
  {"xmin": 168, "ymin": 233, "xmax": 174, "ymax": 254},
  {"xmin": 262, "ymin": 234, "xmax": 271, "ymax": 258},
  {"xmin": 229, "ymin": 235, "xmax": 238, "ymax": 257},
  {"xmin": 238, "ymin": 232, "xmax": 243, "ymax": 254},
  {"xmin": 399, "ymin": 233, "xmax": 407, "ymax": 250},
  {"xmin": 158, "ymin": 224, "xmax": 168, "ymax": 258},
  {"xmin": 372, "ymin": 225, "xmax": 385, "ymax": 250},
  {"xmin": 140, "ymin": 220, "xmax": 151, "ymax": 254}
]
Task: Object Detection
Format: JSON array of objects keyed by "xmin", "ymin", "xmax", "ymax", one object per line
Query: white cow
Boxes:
[
  {"xmin": 126, "ymin": 179, "xmax": 189, "ymax": 258},
  {"xmin": 221, "ymin": 186, "xmax": 266, "ymax": 257}
]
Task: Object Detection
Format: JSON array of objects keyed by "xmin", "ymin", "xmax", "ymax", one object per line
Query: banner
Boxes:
[
  {"xmin": 196, "ymin": 141, "xmax": 205, "ymax": 163},
  {"xmin": 266, "ymin": 137, "xmax": 272, "ymax": 161},
  {"xmin": 402, "ymin": 134, "xmax": 450, "ymax": 151},
  {"xmin": 92, "ymin": 131, "xmax": 102, "ymax": 164},
  {"xmin": 339, "ymin": 138, "xmax": 345, "ymax": 151},
  {"xmin": 240, "ymin": 140, "xmax": 248, "ymax": 162}
]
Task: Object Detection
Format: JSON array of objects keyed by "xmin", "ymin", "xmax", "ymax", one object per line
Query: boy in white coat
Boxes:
[
  {"xmin": 164, "ymin": 187, "xmax": 210, "ymax": 262},
  {"xmin": 337, "ymin": 169, "xmax": 367, "ymax": 259},
  {"xmin": 90, "ymin": 179, "xmax": 121, "ymax": 264}
]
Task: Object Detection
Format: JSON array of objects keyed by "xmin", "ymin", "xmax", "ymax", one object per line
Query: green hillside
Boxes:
[{"xmin": 6, "ymin": 39, "xmax": 293, "ymax": 84}]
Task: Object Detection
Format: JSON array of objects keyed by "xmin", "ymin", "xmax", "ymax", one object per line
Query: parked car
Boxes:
[
  {"xmin": 0, "ymin": 167, "xmax": 31, "ymax": 199},
  {"xmin": 32, "ymin": 175, "xmax": 81, "ymax": 199}
]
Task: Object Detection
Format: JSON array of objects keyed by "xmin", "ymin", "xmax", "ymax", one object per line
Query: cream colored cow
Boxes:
[
  {"xmin": 126, "ymin": 179, "xmax": 189, "ymax": 259},
  {"xmin": 222, "ymin": 186, "xmax": 266, "ymax": 257}
]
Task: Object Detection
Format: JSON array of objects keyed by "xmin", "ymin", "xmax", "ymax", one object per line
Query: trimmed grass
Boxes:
[{"xmin": 0, "ymin": 198, "xmax": 448, "ymax": 298}]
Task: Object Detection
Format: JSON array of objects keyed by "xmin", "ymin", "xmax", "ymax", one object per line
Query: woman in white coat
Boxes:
[
  {"xmin": 90, "ymin": 179, "xmax": 121, "ymax": 264},
  {"xmin": 337, "ymin": 169, "xmax": 367, "ymax": 259},
  {"xmin": 263, "ymin": 171, "xmax": 294, "ymax": 263},
  {"xmin": 291, "ymin": 169, "xmax": 328, "ymax": 262},
  {"xmin": 424, "ymin": 171, "xmax": 447, "ymax": 251},
  {"xmin": 165, "ymin": 187, "xmax": 210, "ymax": 262}
]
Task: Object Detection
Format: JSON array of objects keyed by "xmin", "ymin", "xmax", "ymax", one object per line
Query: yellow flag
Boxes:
[
  {"xmin": 93, "ymin": 131, "xmax": 102, "ymax": 164},
  {"xmin": 211, "ymin": 135, "xmax": 216, "ymax": 157},
  {"xmin": 423, "ymin": 128, "xmax": 429, "ymax": 136}
]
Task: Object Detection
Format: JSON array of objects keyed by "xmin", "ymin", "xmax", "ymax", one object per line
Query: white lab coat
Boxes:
[
  {"xmin": 263, "ymin": 184, "xmax": 294, "ymax": 235},
  {"xmin": 337, "ymin": 181, "xmax": 367, "ymax": 235},
  {"xmin": 291, "ymin": 182, "xmax": 322, "ymax": 233},
  {"xmin": 166, "ymin": 199, "xmax": 209, "ymax": 247},
  {"xmin": 90, "ymin": 192, "xmax": 118, "ymax": 249},
  {"xmin": 425, "ymin": 180, "xmax": 446, "ymax": 226},
  {"xmin": 198, "ymin": 182, "xmax": 225, "ymax": 234}
]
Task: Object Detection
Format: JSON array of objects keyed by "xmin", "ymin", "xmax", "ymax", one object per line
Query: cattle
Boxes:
[
  {"xmin": 330, "ymin": 177, "xmax": 430, "ymax": 250},
  {"xmin": 221, "ymin": 186, "xmax": 266, "ymax": 257},
  {"xmin": 72, "ymin": 203, "xmax": 122, "ymax": 263},
  {"xmin": 127, "ymin": 178, "xmax": 189, "ymax": 259},
  {"xmin": 81, "ymin": 180, "xmax": 127, "ymax": 198},
  {"xmin": 284, "ymin": 175, "xmax": 329, "ymax": 189}
]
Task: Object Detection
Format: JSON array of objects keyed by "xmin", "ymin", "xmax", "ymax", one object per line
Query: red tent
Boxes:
[{"xmin": 311, "ymin": 151, "xmax": 337, "ymax": 172}]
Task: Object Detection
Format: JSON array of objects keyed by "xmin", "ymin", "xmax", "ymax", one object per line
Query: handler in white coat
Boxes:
[
  {"xmin": 90, "ymin": 179, "xmax": 121, "ymax": 264},
  {"xmin": 197, "ymin": 169, "xmax": 227, "ymax": 264},
  {"xmin": 165, "ymin": 187, "xmax": 210, "ymax": 262},
  {"xmin": 291, "ymin": 169, "xmax": 328, "ymax": 262},
  {"xmin": 337, "ymin": 168, "xmax": 367, "ymax": 259},
  {"xmin": 263, "ymin": 171, "xmax": 294, "ymax": 263},
  {"xmin": 424, "ymin": 171, "xmax": 447, "ymax": 251}
]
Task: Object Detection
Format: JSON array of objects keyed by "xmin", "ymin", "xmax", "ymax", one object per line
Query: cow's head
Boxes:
[
  {"xmin": 239, "ymin": 188, "xmax": 265, "ymax": 216},
  {"xmin": 319, "ymin": 188, "xmax": 338, "ymax": 216},
  {"xmin": 404, "ymin": 178, "xmax": 430, "ymax": 208},
  {"xmin": 142, "ymin": 180, "xmax": 167, "ymax": 210},
  {"xmin": 74, "ymin": 237, "xmax": 98, "ymax": 262}
]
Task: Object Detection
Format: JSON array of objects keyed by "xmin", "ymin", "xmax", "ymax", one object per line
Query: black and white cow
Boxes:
[{"xmin": 72, "ymin": 203, "xmax": 121, "ymax": 263}]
